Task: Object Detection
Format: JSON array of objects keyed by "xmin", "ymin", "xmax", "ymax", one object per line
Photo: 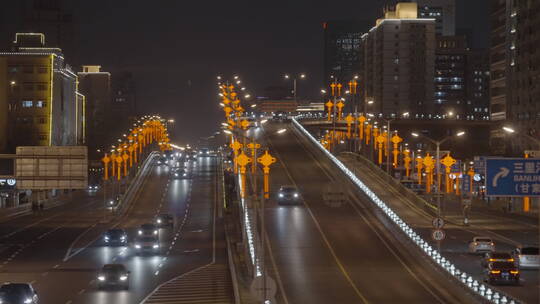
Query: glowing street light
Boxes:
[
  {"xmin": 276, "ymin": 128, "xmax": 287, "ymax": 134},
  {"xmin": 502, "ymin": 126, "xmax": 515, "ymax": 134},
  {"xmin": 283, "ymin": 73, "xmax": 306, "ymax": 102}
]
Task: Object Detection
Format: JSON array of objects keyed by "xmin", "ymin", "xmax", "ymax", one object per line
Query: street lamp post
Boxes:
[
  {"xmin": 411, "ymin": 131, "xmax": 465, "ymax": 217},
  {"xmin": 284, "ymin": 73, "xmax": 306, "ymax": 103}
]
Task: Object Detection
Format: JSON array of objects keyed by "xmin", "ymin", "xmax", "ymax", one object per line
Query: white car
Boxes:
[
  {"xmin": 512, "ymin": 246, "xmax": 539, "ymax": 269},
  {"xmin": 469, "ymin": 237, "xmax": 495, "ymax": 254}
]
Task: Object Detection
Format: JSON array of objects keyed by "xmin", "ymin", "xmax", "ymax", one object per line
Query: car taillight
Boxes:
[
  {"xmin": 490, "ymin": 270, "xmax": 501, "ymax": 274},
  {"xmin": 510, "ymin": 270, "xmax": 519, "ymax": 274}
]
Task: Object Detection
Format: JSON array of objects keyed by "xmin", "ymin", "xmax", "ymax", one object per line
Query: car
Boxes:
[
  {"xmin": 198, "ymin": 148, "xmax": 209, "ymax": 156},
  {"xmin": 97, "ymin": 264, "xmax": 130, "ymax": 290},
  {"xmin": 484, "ymin": 261, "xmax": 520, "ymax": 285},
  {"xmin": 277, "ymin": 185, "xmax": 301, "ymax": 204},
  {"xmin": 512, "ymin": 246, "xmax": 539, "ymax": 269},
  {"xmin": 133, "ymin": 235, "xmax": 160, "ymax": 255},
  {"xmin": 172, "ymin": 168, "xmax": 190, "ymax": 179},
  {"xmin": 156, "ymin": 156, "xmax": 167, "ymax": 165},
  {"xmin": 88, "ymin": 184, "xmax": 99, "ymax": 192},
  {"xmin": 481, "ymin": 252, "xmax": 514, "ymax": 267},
  {"xmin": 103, "ymin": 228, "xmax": 128, "ymax": 246},
  {"xmin": 469, "ymin": 236, "xmax": 495, "ymax": 254},
  {"xmin": 0, "ymin": 283, "xmax": 39, "ymax": 304},
  {"xmin": 155, "ymin": 214, "xmax": 174, "ymax": 228},
  {"xmin": 138, "ymin": 223, "xmax": 158, "ymax": 236}
]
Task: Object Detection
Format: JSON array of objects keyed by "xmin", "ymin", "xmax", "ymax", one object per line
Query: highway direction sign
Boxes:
[
  {"xmin": 486, "ymin": 158, "xmax": 540, "ymax": 197},
  {"xmin": 432, "ymin": 217, "xmax": 445, "ymax": 229},
  {"xmin": 431, "ymin": 229, "xmax": 445, "ymax": 241}
]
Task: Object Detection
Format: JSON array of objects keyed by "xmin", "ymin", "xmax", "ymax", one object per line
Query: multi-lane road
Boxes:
[
  {"xmin": 0, "ymin": 155, "xmax": 233, "ymax": 303},
  {"xmin": 257, "ymin": 121, "xmax": 478, "ymax": 304}
]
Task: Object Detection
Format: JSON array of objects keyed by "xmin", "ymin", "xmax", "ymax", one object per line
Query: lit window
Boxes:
[{"xmin": 22, "ymin": 100, "xmax": 33, "ymax": 107}]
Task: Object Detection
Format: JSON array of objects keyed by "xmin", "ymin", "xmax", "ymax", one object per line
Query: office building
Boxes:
[
  {"xmin": 77, "ymin": 65, "xmax": 111, "ymax": 160},
  {"xmin": 361, "ymin": 2, "xmax": 436, "ymax": 118},
  {"xmin": 465, "ymin": 49, "xmax": 490, "ymax": 121},
  {"xmin": 111, "ymin": 71, "xmax": 137, "ymax": 132},
  {"xmin": 20, "ymin": 0, "xmax": 75, "ymax": 62},
  {"xmin": 434, "ymin": 35, "xmax": 467, "ymax": 118},
  {"xmin": 0, "ymin": 33, "xmax": 84, "ymax": 152},
  {"xmin": 490, "ymin": 0, "xmax": 540, "ymax": 155},
  {"xmin": 413, "ymin": 0, "xmax": 456, "ymax": 36},
  {"xmin": 323, "ymin": 20, "xmax": 371, "ymax": 84}
]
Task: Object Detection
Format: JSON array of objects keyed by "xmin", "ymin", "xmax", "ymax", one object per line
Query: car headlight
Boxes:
[
  {"xmin": 24, "ymin": 298, "xmax": 32, "ymax": 304},
  {"xmin": 138, "ymin": 230, "xmax": 142, "ymax": 235},
  {"xmin": 135, "ymin": 244, "xmax": 141, "ymax": 248},
  {"xmin": 279, "ymin": 193, "xmax": 284, "ymax": 198},
  {"xmin": 120, "ymin": 275, "xmax": 128, "ymax": 281},
  {"xmin": 294, "ymin": 193, "xmax": 299, "ymax": 198},
  {"xmin": 183, "ymin": 173, "xmax": 187, "ymax": 176},
  {"xmin": 109, "ymin": 200, "xmax": 114, "ymax": 205},
  {"xmin": 154, "ymin": 230, "xmax": 158, "ymax": 235},
  {"xmin": 157, "ymin": 219, "xmax": 162, "ymax": 223},
  {"xmin": 153, "ymin": 244, "xmax": 159, "ymax": 249},
  {"xmin": 174, "ymin": 173, "xmax": 178, "ymax": 177},
  {"xmin": 98, "ymin": 275, "xmax": 105, "ymax": 281}
]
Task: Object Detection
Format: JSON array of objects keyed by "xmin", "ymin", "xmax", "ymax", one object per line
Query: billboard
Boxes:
[{"xmin": 15, "ymin": 146, "xmax": 88, "ymax": 190}]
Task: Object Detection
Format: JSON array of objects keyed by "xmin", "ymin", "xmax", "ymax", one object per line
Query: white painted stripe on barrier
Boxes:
[{"xmin": 291, "ymin": 118, "xmax": 519, "ymax": 304}]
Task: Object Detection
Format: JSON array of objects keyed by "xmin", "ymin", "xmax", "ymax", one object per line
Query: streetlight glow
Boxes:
[
  {"xmin": 277, "ymin": 128, "xmax": 287, "ymax": 134},
  {"xmin": 300, "ymin": 73, "xmax": 306, "ymax": 79},
  {"xmin": 456, "ymin": 131, "xmax": 466, "ymax": 137},
  {"xmin": 411, "ymin": 132, "xmax": 419, "ymax": 137},
  {"xmin": 320, "ymin": 89, "xmax": 327, "ymax": 94},
  {"xmin": 284, "ymin": 74, "xmax": 290, "ymax": 79}
]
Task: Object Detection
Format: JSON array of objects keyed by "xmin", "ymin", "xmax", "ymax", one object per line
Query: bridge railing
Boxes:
[{"xmin": 292, "ymin": 117, "xmax": 521, "ymax": 304}]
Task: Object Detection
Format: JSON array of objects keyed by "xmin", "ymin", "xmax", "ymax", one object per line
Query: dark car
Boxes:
[
  {"xmin": 103, "ymin": 228, "xmax": 128, "ymax": 246},
  {"xmin": 277, "ymin": 185, "xmax": 301, "ymax": 204},
  {"xmin": 138, "ymin": 223, "xmax": 158, "ymax": 236},
  {"xmin": 484, "ymin": 262, "xmax": 520, "ymax": 285},
  {"xmin": 97, "ymin": 264, "xmax": 130, "ymax": 290},
  {"xmin": 156, "ymin": 156, "xmax": 168, "ymax": 165},
  {"xmin": 172, "ymin": 168, "xmax": 190, "ymax": 179},
  {"xmin": 481, "ymin": 252, "xmax": 515, "ymax": 267},
  {"xmin": 0, "ymin": 283, "xmax": 38, "ymax": 304},
  {"xmin": 155, "ymin": 214, "xmax": 174, "ymax": 228}
]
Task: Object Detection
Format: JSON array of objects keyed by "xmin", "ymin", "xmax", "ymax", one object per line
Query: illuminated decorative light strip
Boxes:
[
  {"xmin": 291, "ymin": 118, "xmax": 519, "ymax": 304},
  {"xmin": 237, "ymin": 174, "xmax": 262, "ymax": 277},
  {"xmin": 48, "ymin": 55, "xmax": 54, "ymax": 146}
]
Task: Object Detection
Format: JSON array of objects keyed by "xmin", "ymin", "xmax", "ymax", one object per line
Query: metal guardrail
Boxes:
[
  {"xmin": 292, "ymin": 118, "xmax": 521, "ymax": 304},
  {"xmin": 116, "ymin": 151, "xmax": 160, "ymax": 216}
]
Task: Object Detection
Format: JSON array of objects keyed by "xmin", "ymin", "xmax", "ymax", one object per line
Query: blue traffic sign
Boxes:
[{"xmin": 486, "ymin": 158, "xmax": 540, "ymax": 197}]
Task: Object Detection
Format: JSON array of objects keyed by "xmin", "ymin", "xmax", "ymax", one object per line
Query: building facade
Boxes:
[
  {"xmin": 323, "ymin": 20, "xmax": 371, "ymax": 85},
  {"xmin": 490, "ymin": 0, "xmax": 540, "ymax": 155},
  {"xmin": 361, "ymin": 2, "xmax": 436, "ymax": 118},
  {"xmin": 0, "ymin": 33, "xmax": 84, "ymax": 153},
  {"xmin": 77, "ymin": 65, "xmax": 111, "ymax": 160},
  {"xmin": 414, "ymin": 0, "xmax": 456, "ymax": 36}
]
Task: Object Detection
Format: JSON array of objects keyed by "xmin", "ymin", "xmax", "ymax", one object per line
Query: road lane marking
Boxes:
[{"xmin": 267, "ymin": 131, "xmax": 370, "ymax": 304}]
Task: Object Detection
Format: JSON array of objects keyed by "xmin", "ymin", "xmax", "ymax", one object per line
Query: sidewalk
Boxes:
[{"xmin": 0, "ymin": 191, "xmax": 81, "ymax": 222}]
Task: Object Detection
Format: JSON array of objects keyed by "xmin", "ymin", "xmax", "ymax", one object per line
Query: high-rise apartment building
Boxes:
[
  {"xmin": 490, "ymin": 0, "xmax": 540, "ymax": 155},
  {"xmin": 465, "ymin": 49, "xmax": 490, "ymax": 121},
  {"xmin": 361, "ymin": 2, "xmax": 436, "ymax": 118},
  {"xmin": 0, "ymin": 33, "xmax": 84, "ymax": 152},
  {"xmin": 323, "ymin": 20, "xmax": 371, "ymax": 84},
  {"xmin": 413, "ymin": 0, "xmax": 456, "ymax": 36},
  {"xmin": 77, "ymin": 66, "xmax": 111, "ymax": 160}
]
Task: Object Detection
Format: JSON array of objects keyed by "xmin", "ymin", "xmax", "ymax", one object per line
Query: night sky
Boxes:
[{"xmin": 1, "ymin": 0, "xmax": 489, "ymax": 144}]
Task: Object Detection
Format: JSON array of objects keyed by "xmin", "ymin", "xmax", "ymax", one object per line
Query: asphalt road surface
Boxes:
[{"xmin": 0, "ymin": 155, "xmax": 232, "ymax": 304}]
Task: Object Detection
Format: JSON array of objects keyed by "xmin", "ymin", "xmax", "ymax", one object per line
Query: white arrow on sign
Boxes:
[{"xmin": 492, "ymin": 167, "xmax": 509, "ymax": 188}]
